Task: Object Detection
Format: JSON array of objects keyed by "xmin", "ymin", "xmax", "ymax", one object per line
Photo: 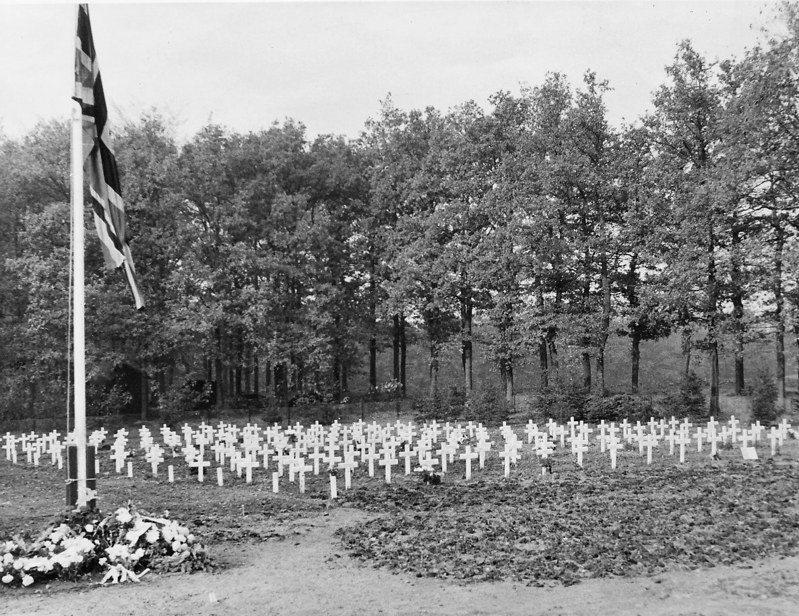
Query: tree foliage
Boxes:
[{"xmin": 2, "ymin": 8, "xmax": 799, "ymax": 421}]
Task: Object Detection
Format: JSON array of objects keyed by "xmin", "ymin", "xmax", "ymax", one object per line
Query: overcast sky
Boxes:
[{"xmin": 0, "ymin": 1, "xmax": 783, "ymax": 143}]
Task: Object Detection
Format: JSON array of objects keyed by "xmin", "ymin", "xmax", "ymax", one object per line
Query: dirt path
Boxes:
[{"xmin": 3, "ymin": 507, "xmax": 798, "ymax": 616}]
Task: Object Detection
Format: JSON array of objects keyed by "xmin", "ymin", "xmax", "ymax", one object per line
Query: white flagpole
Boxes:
[{"xmin": 71, "ymin": 97, "xmax": 88, "ymax": 508}]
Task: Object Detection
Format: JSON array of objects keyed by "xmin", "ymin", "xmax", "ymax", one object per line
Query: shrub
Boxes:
[
  {"xmin": 412, "ymin": 390, "xmax": 446, "ymax": 423},
  {"xmin": 158, "ymin": 380, "xmax": 213, "ymax": 426},
  {"xmin": 749, "ymin": 368, "xmax": 780, "ymax": 424},
  {"xmin": 583, "ymin": 393, "xmax": 655, "ymax": 423},
  {"xmin": 464, "ymin": 383, "xmax": 512, "ymax": 426},
  {"xmin": 528, "ymin": 386, "xmax": 588, "ymax": 423},
  {"xmin": 446, "ymin": 386, "xmax": 467, "ymax": 419},
  {"xmin": 87, "ymin": 381, "xmax": 132, "ymax": 417},
  {"xmin": 662, "ymin": 371, "xmax": 706, "ymax": 417}
]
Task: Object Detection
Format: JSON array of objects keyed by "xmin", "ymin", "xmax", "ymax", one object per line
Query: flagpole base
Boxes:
[{"xmin": 66, "ymin": 445, "xmax": 97, "ymax": 511}]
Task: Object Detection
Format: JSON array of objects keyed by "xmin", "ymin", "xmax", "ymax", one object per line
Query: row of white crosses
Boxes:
[
  {"xmin": 1, "ymin": 431, "xmax": 65, "ymax": 468},
  {"xmin": 2, "ymin": 416, "xmax": 795, "ymax": 496}
]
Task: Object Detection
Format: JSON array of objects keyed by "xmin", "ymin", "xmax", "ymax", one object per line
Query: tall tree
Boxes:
[
  {"xmin": 647, "ymin": 41, "xmax": 730, "ymax": 415},
  {"xmin": 721, "ymin": 7, "xmax": 799, "ymax": 408}
]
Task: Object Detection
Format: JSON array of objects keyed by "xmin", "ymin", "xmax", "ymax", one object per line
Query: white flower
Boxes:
[
  {"xmin": 63, "ymin": 536, "xmax": 94, "ymax": 555},
  {"xmin": 125, "ymin": 519, "xmax": 152, "ymax": 545},
  {"xmin": 13, "ymin": 560, "xmax": 23, "ymax": 570},
  {"xmin": 49, "ymin": 524, "xmax": 72, "ymax": 545},
  {"xmin": 161, "ymin": 522, "xmax": 178, "ymax": 542},
  {"xmin": 3, "ymin": 553, "xmax": 13, "ymax": 565},
  {"xmin": 105, "ymin": 544, "xmax": 132, "ymax": 564},
  {"xmin": 52, "ymin": 551, "xmax": 78, "ymax": 569},
  {"xmin": 145, "ymin": 528, "xmax": 160, "ymax": 544},
  {"xmin": 21, "ymin": 574, "xmax": 34, "ymax": 587},
  {"xmin": 2, "ymin": 574, "xmax": 13, "ymax": 584},
  {"xmin": 24, "ymin": 556, "xmax": 53, "ymax": 573},
  {"xmin": 84, "ymin": 524, "xmax": 94, "ymax": 533},
  {"xmin": 115, "ymin": 508, "xmax": 133, "ymax": 524}
]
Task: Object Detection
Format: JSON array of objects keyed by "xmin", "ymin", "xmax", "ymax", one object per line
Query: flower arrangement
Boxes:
[
  {"xmin": 377, "ymin": 380, "xmax": 402, "ymax": 395},
  {"xmin": 1, "ymin": 504, "xmax": 213, "ymax": 588}
]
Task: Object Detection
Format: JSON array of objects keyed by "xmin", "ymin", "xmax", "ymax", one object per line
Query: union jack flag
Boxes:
[{"xmin": 74, "ymin": 4, "xmax": 144, "ymax": 309}]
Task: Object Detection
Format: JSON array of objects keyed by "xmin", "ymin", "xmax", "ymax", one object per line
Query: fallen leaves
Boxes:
[{"xmin": 336, "ymin": 463, "xmax": 799, "ymax": 585}]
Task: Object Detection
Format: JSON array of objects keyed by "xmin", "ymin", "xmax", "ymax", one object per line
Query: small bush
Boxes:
[
  {"xmin": 412, "ymin": 384, "xmax": 509, "ymax": 425},
  {"xmin": 528, "ymin": 386, "xmax": 588, "ymax": 423},
  {"xmin": 464, "ymin": 383, "xmax": 512, "ymax": 426},
  {"xmin": 158, "ymin": 381, "xmax": 213, "ymax": 426},
  {"xmin": 749, "ymin": 369, "xmax": 780, "ymax": 424},
  {"xmin": 87, "ymin": 381, "xmax": 132, "ymax": 417},
  {"xmin": 446, "ymin": 386, "xmax": 467, "ymax": 419},
  {"xmin": 412, "ymin": 390, "xmax": 446, "ymax": 423},
  {"xmin": 583, "ymin": 394, "xmax": 656, "ymax": 424},
  {"xmin": 663, "ymin": 371, "xmax": 706, "ymax": 417}
]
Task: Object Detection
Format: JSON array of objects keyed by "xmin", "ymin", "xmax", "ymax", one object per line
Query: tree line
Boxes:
[{"xmin": 1, "ymin": 8, "xmax": 798, "ymax": 420}]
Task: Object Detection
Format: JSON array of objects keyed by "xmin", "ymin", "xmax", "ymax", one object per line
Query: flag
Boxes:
[{"xmin": 74, "ymin": 4, "xmax": 144, "ymax": 309}]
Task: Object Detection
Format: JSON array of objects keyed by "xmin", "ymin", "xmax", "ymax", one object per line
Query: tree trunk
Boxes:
[
  {"xmin": 392, "ymin": 314, "xmax": 400, "ymax": 382},
  {"xmin": 595, "ymin": 349, "xmax": 606, "ymax": 397},
  {"xmin": 244, "ymin": 346, "xmax": 251, "ymax": 395},
  {"xmin": 369, "ymin": 335, "xmax": 377, "ymax": 391},
  {"xmin": 216, "ymin": 328, "xmax": 225, "ymax": 408},
  {"xmin": 504, "ymin": 362, "xmax": 514, "ymax": 404},
  {"xmin": 709, "ymin": 337, "xmax": 720, "ymax": 416},
  {"xmin": 400, "ymin": 313, "xmax": 407, "ymax": 396},
  {"xmin": 294, "ymin": 356, "xmax": 303, "ymax": 395},
  {"xmin": 332, "ymin": 357, "xmax": 340, "ymax": 397},
  {"xmin": 214, "ymin": 357, "xmax": 224, "ymax": 409},
  {"xmin": 774, "ymin": 219, "xmax": 786, "ymax": 410},
  {"xmin": 707, "ymin": 221, "xmax": 720, "ymax": 417},
  {"xmin": 682, "ymin": 327, "xmax": 692, "ymax": 377},
  {"xmin": 157, "ymin": 370, "xmax": 166, "ymax": 399},
  {"xmin": 548, "ymin": 336, "xmax": 559, "ymax": 385},
  {"xmin": 631, "ymin": 330, "xmax": 641, "ymax": 394},
  {"xmin": 461, "ymin": 295, "xmax": 473, "ymax": 391},
  {"xmin": 429, "ymin": 344, "xmax": 439, "ymax": 396},
  {"xmin": 596, "ymin": 252, "xmax": 611, "ymax": 396},
  {"xmin": 253, "ymin": 355, "xmax": 260, "ymax": 396},
  {"xmin": 369, "ymin": 275, "xmax": 377, "ymax": 391},
  {"xmin": 731, "ymin": 222, "xmax": 745, "ymax": 395},
  {"xmin": 536, "ymin": 284, "xmax": 548, "ymax": 390},
  {"xmin": 626, "ymin": 253, "xmax": 641, "ymax": 395},
  {"xmin": 794, "ymin": 323, "xmax": 799, "ymax": 405},
  {"xmin": 733, "ymin": 327, "xmax": 745, "ymax": 396},
  {"xmin": 538, "ymin": 337, "xmax": 549, "ymax": 390},
  {"xmin": 581, "ymin": 351, "xmax": 592, "ymax": 392},
  {"xmin": 235, "ymin": 330, "xmax": 243, "ymax": 397}
]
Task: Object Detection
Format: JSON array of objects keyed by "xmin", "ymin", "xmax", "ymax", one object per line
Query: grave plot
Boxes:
[
  {"xmin": 3, "ymin": 416, "xmax": 796, "ymax": 493},
  {"xmin": 336, "ymin": 463, "xmax": 799, "ymax": 585},
  {"xmin": 1, "ymin": 414, "xmax": 798, "ymax": 588}
]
